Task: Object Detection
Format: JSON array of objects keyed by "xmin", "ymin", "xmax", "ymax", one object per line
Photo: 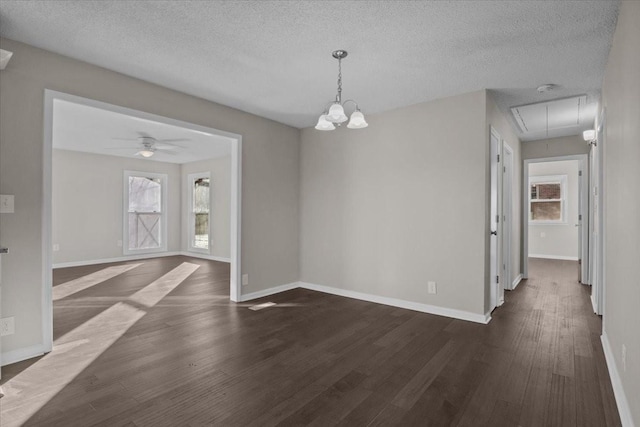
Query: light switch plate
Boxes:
[{"xmin": 0, "ymin": 195, "xmax": 14, "ymax": 213}]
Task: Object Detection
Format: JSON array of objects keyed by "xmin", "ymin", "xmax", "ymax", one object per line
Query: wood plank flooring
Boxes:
[{"xmin": 0, "ymin": 256, "xmax": 621, "ymax": 426}]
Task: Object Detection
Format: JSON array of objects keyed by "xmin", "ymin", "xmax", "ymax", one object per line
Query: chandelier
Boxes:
[{"xmin": 315, "ymin": 50, "xmax": 368, "ymax": 131}]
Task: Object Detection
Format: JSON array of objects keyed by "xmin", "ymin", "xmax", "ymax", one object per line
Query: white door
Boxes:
[
  {"xmin": 502, "ymin": 144, "xmax": 513, "ymax": 291},
  {"xmin": 489, "ymin": 128, "xmax": 502, "ymax": 310}
]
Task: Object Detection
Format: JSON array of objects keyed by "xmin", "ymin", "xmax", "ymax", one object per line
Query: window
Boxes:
[
  {"xmin": 188, "ymin": 172, "xmax": 211, "ymax": 253},
  {"xmin": 124, "ymin": 171, "xmax": 167, "ymax": 254},
  {"xmin": 529, "ymin": 175, "xmax": 567, "ymax": 223}
]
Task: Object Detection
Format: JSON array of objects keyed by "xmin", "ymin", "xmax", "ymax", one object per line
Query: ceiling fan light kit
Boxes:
[{"xmin": 315, "ymin": 50, "xmax": 368, "ymax": 131}]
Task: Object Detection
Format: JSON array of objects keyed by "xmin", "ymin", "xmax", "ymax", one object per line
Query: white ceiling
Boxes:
[
  {"xmin": 53, "ymin": 99, "xmax": 233, "ymax": 164},
  {"xmin": 0, "ymin": 1, "xmax": 619, "ymax": 140}
]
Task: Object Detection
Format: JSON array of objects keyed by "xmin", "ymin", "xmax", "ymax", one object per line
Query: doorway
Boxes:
[
  {"xmin": 42, "ymin": 90, "xmax": 243, "ymax": 353},
  {"xmin": 523, "ymin": 155, "xmax": 588, "ymax": 284}
]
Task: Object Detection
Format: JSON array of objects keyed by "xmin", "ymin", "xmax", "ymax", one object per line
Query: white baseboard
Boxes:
[
  {"xmin": 299, "ymin": 282, "xmax": 490, "ymax": 324},
  {"xmin": 52, "ymin": 251, "xmax": 231, "ymax": 268},
  {"xmin": 601, "ymin": 333, "xmax": 635, "ymax": 427},
  {"xmin": 528, "ymin": 254, "xmax": 579, "ymax": 261},
  {"xmin": 179, "ymin": 251, "xmax": 231, "ymax": 263},
  {"xmin": 511, "ymin": 274, "xmax": 523, "ymax": 290},
  {"xmin": 239, "ymin": 282, "xmax": 299, "ymax": 302},
  {"xmin": 53, "ymin": 251, "xmax": 182, "ymax": 268},
  {"xmin": 1, "ymin": 344, "xmax": 46, "ymax": 367}
]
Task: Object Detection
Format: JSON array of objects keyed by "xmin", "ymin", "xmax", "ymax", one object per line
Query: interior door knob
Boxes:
[{"xmin": 490, "ymin": 231, "xmax": 497, "ymax": 235}]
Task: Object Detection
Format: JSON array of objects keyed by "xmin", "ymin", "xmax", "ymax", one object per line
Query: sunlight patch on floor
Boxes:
[
  {"xmin": 1, "ymin": 262, "xmax": 200, "ymax": 427},
  {"xmin": 52, "ymin": 263, "xmax": 142, "ymax": 300},
  {"xmin": 129, "ymin": 262, "xmax": 200, "ymax": 307}
]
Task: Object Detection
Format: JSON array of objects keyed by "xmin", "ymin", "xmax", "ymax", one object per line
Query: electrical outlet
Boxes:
[
  {"xmin": 622, "ymin": 344, "xmax": 627, "ymax": 372},
  {"xmin": 0, "ymin": 194, "xmax": 15, "ymax": 213},
  {"xmin": 53, "ymin": 244, "xmax": 60, "ymax": 252},
  {"xmin": 0, "ymin": 317, "xmax": 15, "ymax": 336},
  {"xmin": 428, "ymin": 281, "xmax": 437, "ymax": 294},
  {"xmin": 242, "ymin": 274, "xmax": 249, "ymax": 286}
]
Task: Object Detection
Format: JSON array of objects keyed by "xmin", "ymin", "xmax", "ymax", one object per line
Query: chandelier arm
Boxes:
[{"xmin": 342, "ymin": 99, "xmax": 360, "ymax": 111}]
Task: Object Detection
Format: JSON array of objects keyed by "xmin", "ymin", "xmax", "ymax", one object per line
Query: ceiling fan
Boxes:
[{"xmin": 109, "ymin": 132, "xmax": 189, "ymax": 158}]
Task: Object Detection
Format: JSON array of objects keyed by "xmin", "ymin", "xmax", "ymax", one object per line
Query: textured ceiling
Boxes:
[
  {"xmin": 53, "ymin": 99, "xmax": 233, "ymax": 164},
  {"xmin": 0, "ymin": 1, "xmax": 619, "ymax": 137}
]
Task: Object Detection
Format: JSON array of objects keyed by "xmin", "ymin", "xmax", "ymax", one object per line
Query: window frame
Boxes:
[
  {"xmin": 187, "ymin": 172, "xmax": 212, "ymax": 254},
  {"xmin": 123, "ymin": 170, "xmax": 168, "ymax": 255},
  {"xmin": 528, "ymin": 174, "xmax": 567, "ymax": 225}
]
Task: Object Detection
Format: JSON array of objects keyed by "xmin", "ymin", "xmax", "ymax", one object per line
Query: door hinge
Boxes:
[
  {"xmin": 496, "ymin": 275, "xmax": 500, "ymax": 284},
  {"xmin": 496, "ymin": 215, "xmax": 500, "ymax": 223},
  {"xmin": 579, "ymin": 214, "xmax": 582, "ymax": 221},
  {"xmin": 497, "ymin": 154, "xmax": 500, "ymax": 162},
  {"xmin": 579, "ymin": 170, "xmax": 583, "ymax": 176},
  {"xmin": 504, "ymin": 166, "xmax": 506, "ymax": 173}
]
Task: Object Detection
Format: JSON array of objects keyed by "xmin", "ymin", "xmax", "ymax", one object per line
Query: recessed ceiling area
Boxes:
[
  {"xmin": 511, "ymin": 95, "xmax": 598, "ymax": 141},
  {"xmin": 0, "ymin": 0, "xmax": 620, "ymax": 137},
  {"xmin": 52, "ymin": 99, "xmax": 233, "ymax": 164}
]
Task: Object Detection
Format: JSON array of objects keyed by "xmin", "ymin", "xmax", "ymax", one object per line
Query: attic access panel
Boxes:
[{"xmin": 511, "ymin": 95, "xmax": 588, "ymax": 136}]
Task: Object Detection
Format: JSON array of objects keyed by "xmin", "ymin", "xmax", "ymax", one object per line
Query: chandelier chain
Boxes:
[{"xmin": 336, "ymin": 57, "xmax": 342, "ymax": 103}]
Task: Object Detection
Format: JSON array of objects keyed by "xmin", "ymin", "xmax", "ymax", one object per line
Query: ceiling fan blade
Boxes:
[
  {"xmin": 111, "ymin": 137, "xmax": 139, "ymax": 141},
  {"xmin": 158, "ymin": 138, "xmax": 190, "ymax": 143},
  {"xmin": 155, "ymin": 149, "xmax": 177, "ymax": 155},
  {"xmin": 136, "ymin": 131, "xmax": 152, "ymax": 138},
  {"xmin": 105, "ymin": 146, "xmax": 138, "ymax": 150}
]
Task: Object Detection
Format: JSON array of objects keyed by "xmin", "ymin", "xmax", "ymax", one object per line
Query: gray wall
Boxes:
[
  {"xmin": 486, "ymin": 92, "xmax": 523, "ymax": 296},
  {"xmin": 181, "ymin": 156, "xmax": 231, "ymax": 259},
  {"xmin": 52, "ymin": 150, "xmax": 182, "ymax": 264},
  {"xmin": 528, "ymin": 160, "xmax": 580, "ymax": 259},
  {"xmin": 0, "ymin": 38, "xmax": 300, "ymax": 360},
  {"xmin": 600, "ymin": 1, "xmax": 640, "ymax": 424},
  {"xmin": 300, "ymin": 91, "xmax": 489, "ymax": 317},
  {"xmin": 522, "ymin": 135, "xmax": 589, "ymax": 160}
]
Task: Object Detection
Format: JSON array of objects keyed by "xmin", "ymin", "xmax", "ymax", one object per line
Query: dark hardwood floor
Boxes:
[{"xmin": 1, "ymin": 256, "xmax": 621, "ymax": 426}]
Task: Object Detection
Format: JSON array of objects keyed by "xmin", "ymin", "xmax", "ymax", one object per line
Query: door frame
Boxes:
[
  {"xmin": 589, "ymin": 108, "xmax": 605, "ymax": 315},
  {"xmin": 522, "ymin": 154, "xmax": 588, "ymax": 281},
  {"xmin": 489, "ymin": 127, "xmax": 502, "ymax": 310},
  {"xmin": 42, "ymin": 90, "xmax": 243, "ymax": 353}
]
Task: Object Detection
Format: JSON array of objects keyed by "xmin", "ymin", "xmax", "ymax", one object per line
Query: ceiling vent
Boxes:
[{"xmin": 511, "ymin": 95, "xmax": 594, "ymax": 141}]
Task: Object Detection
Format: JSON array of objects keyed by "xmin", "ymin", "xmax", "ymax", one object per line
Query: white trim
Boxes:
[
  {"xmin": 299, "ymin": 282, "xmax": 491, "ymax": 324},
  {"xmin": 42, "ymin": 91, "xmax": 54, "ymax": 354},
  {"xmin": 52, "ymin": 251, "xmax": 182, "ymax": 269},
  {"xmin": 528, "ymin": 254, "xmax": 579, "ymax": 261},
  {"xmin": 179, "ymin": 252, "xmax": 230, "ymax": 263},
  {"xmin": 230, "ymin": 134, "xmax": 242, "ymax": 303},
  {"xmin": 238, "ymin": 282, "xmax": 299, "ymax": 302},
  {"xmin": 1, "ymin": 344, "xmax": 46, "ymax": 367},
  {"xmin": 511, "ymin": 274, "xmax": 523, "ymax": 290},
  {"xmin": 601, "ymin": 334, "xmax": 635, "ymax": 427},
  {"xmin": 52, "ymin": 252, "xmax": 230, "ymax": 269}
]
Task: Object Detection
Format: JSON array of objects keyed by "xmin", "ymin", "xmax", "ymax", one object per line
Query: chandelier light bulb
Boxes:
[
  {"xmin": 347, "ymin": 110, "xmax": 368, "ymax": 129},
  {"xmin": 327, "ymin": 103, "xmax": 348, "ymax": 123},
  {"xmin": 139, "ymin": 149, "xmax": 154, "ymax": 158},
  {"xmin": 315, "ymin": 115, "xmax": 336, "ymax": 131}
]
